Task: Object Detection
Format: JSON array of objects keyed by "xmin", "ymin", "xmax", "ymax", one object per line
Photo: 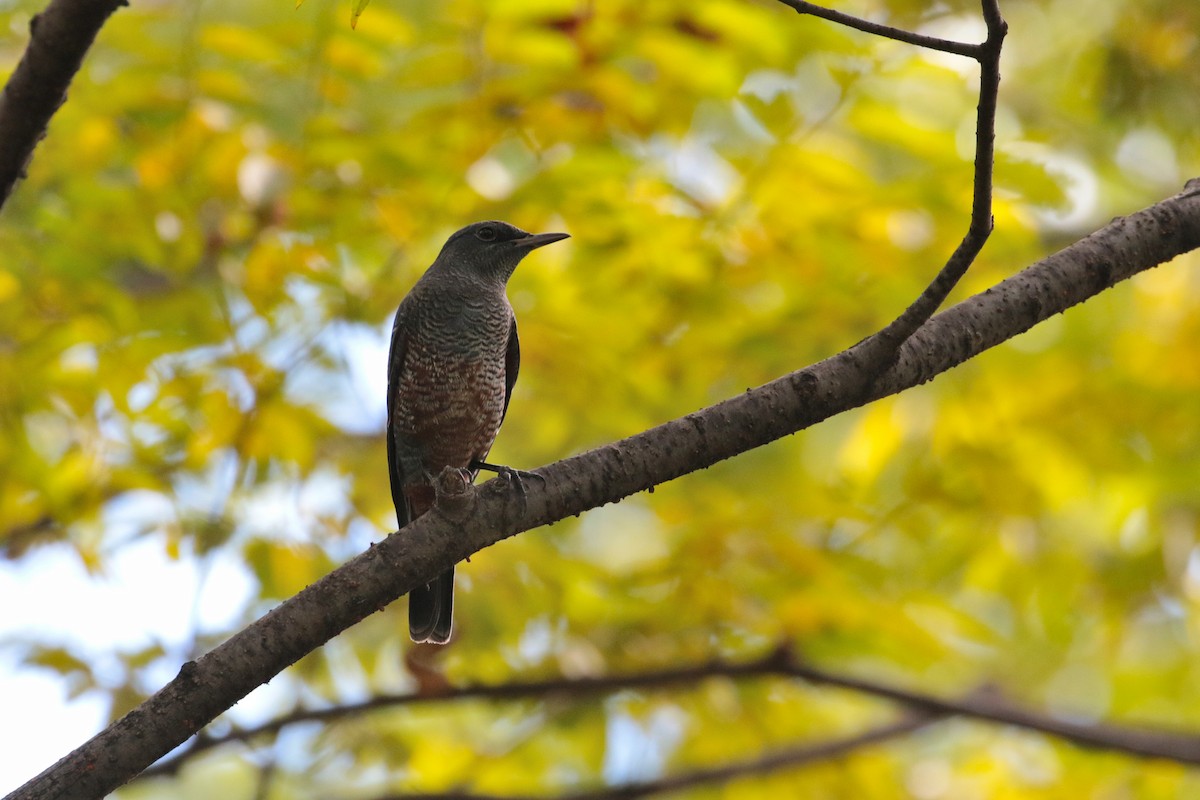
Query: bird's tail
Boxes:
[{"xmin": 409, "ymin": 567, "xmax": 454, "ymax": 644}]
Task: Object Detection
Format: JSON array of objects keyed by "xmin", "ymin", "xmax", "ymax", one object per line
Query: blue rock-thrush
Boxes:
[{"xmin": 387, "ymin": 220, "xmax": 569, "ymax": 643}]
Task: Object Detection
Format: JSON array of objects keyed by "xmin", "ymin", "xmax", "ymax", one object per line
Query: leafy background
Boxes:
[{"xmin": 1, "ymin": 0, "xmax": 1199, "ymax": 796}]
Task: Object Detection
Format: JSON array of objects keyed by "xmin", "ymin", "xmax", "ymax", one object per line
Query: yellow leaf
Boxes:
[
  {"xmin": 837, "ymin": 401, "xmax": 903, "ymax": 481},
  {"xmin": 0, "ymin": 269, "xmax": 19, "ymax": 303},
  {"xmin": 199, "ymin": 23, "xmax": 286, "ymax": 64}
]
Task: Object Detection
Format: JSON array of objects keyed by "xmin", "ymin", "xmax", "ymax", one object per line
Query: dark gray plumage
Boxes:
[{"xmin": 387, "ymin": 220, "xmax": 568, "ymax": 643}]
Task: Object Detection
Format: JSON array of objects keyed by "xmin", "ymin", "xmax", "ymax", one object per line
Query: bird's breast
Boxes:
[{"xmin": 392, "ymin": 327, "xmax": 510, "ymax": 472}]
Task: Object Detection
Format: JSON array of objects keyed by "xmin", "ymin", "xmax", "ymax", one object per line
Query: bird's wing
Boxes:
[
  {"xmin": 500, "ymin": 313, "xmax": 520, "ymax": 425},
  {"xmin": 386, "ymin": 309, "xmax": 411, "ymax": 529}
]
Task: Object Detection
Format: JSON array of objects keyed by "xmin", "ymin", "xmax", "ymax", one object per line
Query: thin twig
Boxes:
[
  {"xmin": 773, "ymin": 0, "xmax": 1008, "ymax": 375},
  {"xmin": 775, "ymin": 0, "xmax": 979, "ymax": 58},
  {"xmin": 785, "ymin": 654, "xmax": 1200, "ymax": 764},
  {"xmin": 139, "ymin": 654, "xmax": 798, "ymax": 778},
  {"xmin": 853, "ymin": 0, "xmax": 1007, "ymax": 373}
]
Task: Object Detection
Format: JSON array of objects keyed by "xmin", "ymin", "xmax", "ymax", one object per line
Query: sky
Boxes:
[{"xmin": 0, "ymin": 536, "xmax": 253, "ymax": 791}]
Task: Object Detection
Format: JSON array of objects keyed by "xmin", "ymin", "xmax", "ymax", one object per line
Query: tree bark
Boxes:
[{"xmin": 0, "ymin": 0, "xmax": 126, "ymax": 209}]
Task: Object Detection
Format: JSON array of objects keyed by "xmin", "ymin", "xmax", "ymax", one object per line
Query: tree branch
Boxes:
[
  {"xmin": 784, "ymin": 653, "xmax": 1200, "ymax": 764},
  {"xmin": 11, "ymin": 178, "xmax": 1200, "ymax": 799},
  {"xmin": 140, "ymin": 654, "xmax": 819, "ymax": 778},
  {"xmin": 786, "ymin": 0, "xmax": 1008, "ymax": 378},
  {"xmin": 775, "ymin": 0, "xmax": 980, "ymax": 58},
  {"xmin": 139, "ymin": 642, "xmax": 1200, "ymax": 783},
  {"xmin": 0, "ymin": 0, "xmax": 126, "ymax": 210},
  {"xmin": 859, "ymin": 0, "xmax": 1006, "ymax": 364}
]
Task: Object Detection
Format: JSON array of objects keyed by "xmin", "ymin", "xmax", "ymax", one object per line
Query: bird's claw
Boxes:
[
  {"xmin": 471, "ymin": 460, "xmax": 544, "ymax": 483},
  {"xmin": 470, "ymin": 460, "xmax": 542, "ymax": 514}
]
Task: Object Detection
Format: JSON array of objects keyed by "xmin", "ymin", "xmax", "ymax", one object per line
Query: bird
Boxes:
[{"xmin": 387, "ymin": 220, "xmax": 569, "ymax": 644}]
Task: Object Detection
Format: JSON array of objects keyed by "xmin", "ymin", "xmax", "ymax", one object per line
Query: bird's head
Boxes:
[{"xmin": 434, "ymin": 220, "xmax": 569, "ymax": 283}]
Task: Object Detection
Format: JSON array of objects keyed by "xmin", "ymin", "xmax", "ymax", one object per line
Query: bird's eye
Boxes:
[{"xmin": 476, "ymin": 226, "xmax": 497, "ymax": 242}]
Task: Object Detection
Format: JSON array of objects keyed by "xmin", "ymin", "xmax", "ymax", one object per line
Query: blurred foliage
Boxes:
[{"xmin": 1, "ymin": 0, "xmax": 1199, "ymax": 796}]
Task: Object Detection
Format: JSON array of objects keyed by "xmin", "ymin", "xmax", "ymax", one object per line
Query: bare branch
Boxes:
[
  {"xmin": 0, "ymin": 0, "xmax": 126, "ymax": 210},
  {"xmin": 778, "ymin": 0, "xmax": 1010, "ymax": 376},
  {"xmin": 140, "ymin": 654, "xmax": 814, "ymax": 778},
  {"xmin": 140, "ymin": 642, "xmax": 1200, "ymax": 784},
  {"xmin": 863, "ymin": 0, "xmax": 1007, "ymax": 354},
  {"xmin": 775, "ymin": 0, "xmax": 979, "ymax": 58},
  {"xmin": 785, "ymin": 654, "xmax": 1200, "ymax": 764}
]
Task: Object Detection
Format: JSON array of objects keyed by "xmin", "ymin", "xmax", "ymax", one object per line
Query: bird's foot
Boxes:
[
  {"xmin": 428, "ymin": 466, "xmax": 474, "ymax": 520},
  {"xmin": 470, "ymin": 460, "xmax": 543, "ymax": 513},
  {"xmin": 471, "ymin": 460, "xmax": 545, "ymax": 483}
]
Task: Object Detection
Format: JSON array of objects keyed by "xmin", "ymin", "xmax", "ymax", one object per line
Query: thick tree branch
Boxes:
[
  {"xmin": 140, "ymin": 644, "xmax": 1200, "ymax": 782},
  {"xmin": 0, "ymin": 0, "xmax": 125, "ymax": 210},
  {"xmin": 12, "ymin": 180, "xmax": 1200, "ymax": 800},
  {"xmin": 374, "ymin": 714, "xmax": 938, "ymax": 800}
]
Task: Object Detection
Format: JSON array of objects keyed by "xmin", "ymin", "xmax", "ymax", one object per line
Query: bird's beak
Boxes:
[{"xmin": 514, "ymin": 231, "xmax": 570, "ymax": 250}]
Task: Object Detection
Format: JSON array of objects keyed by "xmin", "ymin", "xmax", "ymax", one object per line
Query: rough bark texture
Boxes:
[
  {"xmin": 0, "ymin": 0, "xmax": 125, "ymax": 209},
  {"xmin": 10, "ymin": 181, "xmax": 1200, "ymax": 800}
]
